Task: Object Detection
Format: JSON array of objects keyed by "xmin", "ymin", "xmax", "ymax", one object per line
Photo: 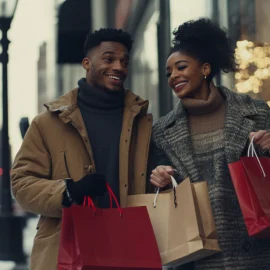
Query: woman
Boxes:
[{"xmin": 150, "ymin": 18, "xmax": 270, "ymax": 269}]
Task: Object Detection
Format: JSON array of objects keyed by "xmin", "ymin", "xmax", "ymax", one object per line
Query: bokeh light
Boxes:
[{"xmin": 235, "ymin": 40, "xmax": 270, "ymax": 94}]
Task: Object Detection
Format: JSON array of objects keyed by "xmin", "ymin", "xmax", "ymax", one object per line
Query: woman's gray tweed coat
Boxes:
[{"xmin": 151, "ymin": 87, "xmax": 270, "ymax": 270}]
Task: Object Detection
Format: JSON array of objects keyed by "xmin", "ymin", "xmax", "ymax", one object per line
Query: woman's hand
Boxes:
[
  {"xmin": 150, "ymin": 165, "xmax": 175, "ymax": 188},
  {"xmin": 250, "ymin": 130, "xmax": 270, "ymax": 152}
]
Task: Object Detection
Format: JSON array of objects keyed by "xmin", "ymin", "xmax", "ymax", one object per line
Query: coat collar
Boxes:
[
  {"xmin": 44, "ymin": 88, "xmax": 149, "ymax": 123},
  {"xmin": 163, "ymin": 86, "xmax": 258, "ymax": 130},
  {"xmin": 162, "ymin": 85, "xmax": 258, "ymax": 180}
]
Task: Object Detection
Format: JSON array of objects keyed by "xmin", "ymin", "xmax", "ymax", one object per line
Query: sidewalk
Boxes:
[{"xmin": 0, "ymin": 217, "xmax": 38, "ymax": 270}]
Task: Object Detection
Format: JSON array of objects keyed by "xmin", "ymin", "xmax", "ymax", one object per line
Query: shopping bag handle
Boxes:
[
  {"xmin": 153, "ymin": 175, "xmax": 178, "ymax": 208},
  {"xmin": 247, "ymin": 136, "xmax": 266, "ymax": 178},
  {"xmin": 83, "ymin": 196, "xmax": 96, "ymax": 213},
  {"xmin": 106, "ymin": 183, "xmax": 123, "ymax": 216},
  {"xmin": 83, "ymin": 183, "xmax": 123, "ymax": 216}
]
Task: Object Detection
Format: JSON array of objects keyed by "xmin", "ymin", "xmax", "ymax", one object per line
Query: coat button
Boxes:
[
  {"xmin": 242, "ymin": 241, "xmax": 251, "ymax": 251},
  {"xmin": 85, "ymin": 165, "xmax": 93, "ymax": 173}
]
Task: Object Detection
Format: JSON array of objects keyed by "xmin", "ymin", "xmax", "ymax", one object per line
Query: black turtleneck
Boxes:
[{"xmin": 77, "ymin": 78, "xmax": 125, "ymax": 208}]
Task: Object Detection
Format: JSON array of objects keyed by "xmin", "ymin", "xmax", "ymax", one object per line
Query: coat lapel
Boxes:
[
  {"xmin": 221, "ymin": 87, "xmax": 257, "ymax": 163},
  {"xmin": 164, "ymin": 103, "xmax": 201, "ymax": 181}
]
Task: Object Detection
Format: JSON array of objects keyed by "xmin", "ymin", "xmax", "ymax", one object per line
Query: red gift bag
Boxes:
[
  {"xmin": 58, "ymin": 183, "xmax": 162, "ymax": 270},
  {"xmin": 229, "ymin": 138, "xmax": 270, "ymax": 238}
]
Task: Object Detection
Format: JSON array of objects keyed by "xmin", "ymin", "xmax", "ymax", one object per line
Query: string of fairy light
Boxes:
[{"xmin": 234, "ymin": 40, "xmax": 270, "ymax": 107}]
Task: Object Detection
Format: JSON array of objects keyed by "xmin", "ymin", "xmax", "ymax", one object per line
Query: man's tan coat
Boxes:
[{"xmin": 11, "ymin": 88, "xmax": 152, "ymax": 270}]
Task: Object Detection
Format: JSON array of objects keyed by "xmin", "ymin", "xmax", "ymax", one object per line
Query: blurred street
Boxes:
[{"xmin": 0, "ymin": 217, "xmax": 38, "ymax": 270}]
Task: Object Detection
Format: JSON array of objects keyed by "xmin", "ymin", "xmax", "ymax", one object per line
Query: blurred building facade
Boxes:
[
  {"xmin": 89, "ymin": 0, "xmax": 270, "ymax": 121},
  {"xmin": 36, "ymin": 0, "xmax": 61, "ymax": 113},
  {"xmin": 37, "ymin": 43, "xmax": 47, "ymax": 113},
  {"xmin": 39, "ymin": 0, "xmax": 270, "ymax": 119}
]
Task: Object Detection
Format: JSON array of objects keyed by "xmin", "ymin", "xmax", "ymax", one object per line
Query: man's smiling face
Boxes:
[{"xmin": 82, "ymin": 41, "xmax": 129, "ymax": 91}]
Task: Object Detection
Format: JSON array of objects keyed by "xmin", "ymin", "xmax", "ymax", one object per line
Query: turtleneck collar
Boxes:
[
  {"xmin": 77, "ymin": 78, "xmax": 125, "ymax": 113},
  {"xmin": 181, "ymin": 83, "xmax": 224, "ymax": 115}
]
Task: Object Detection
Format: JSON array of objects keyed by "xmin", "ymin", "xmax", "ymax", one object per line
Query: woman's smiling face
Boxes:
[{"xmin": 166, "ymin": 51, "xmax": 210, "ymax": 99}]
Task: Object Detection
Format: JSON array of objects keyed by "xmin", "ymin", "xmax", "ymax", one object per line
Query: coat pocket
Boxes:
[
  {"xmin": 59, "ymin": 150, "xmax": 71, "ymax": 179},
  {"xmin": 36, "ymin": 215, "xmax": 44, "ymax": 230},
  {"xmin": 63, "ymin": 150, "xmax": 71, "ymax": 178}
]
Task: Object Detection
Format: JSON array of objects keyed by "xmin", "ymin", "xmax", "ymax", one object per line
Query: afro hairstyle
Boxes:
[{"xmin": 170, "ymin": 18, "xmax": 237, "ymax": 80}]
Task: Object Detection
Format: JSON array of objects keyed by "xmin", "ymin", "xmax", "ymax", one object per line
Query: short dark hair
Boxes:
[
  {"xmin": 170, "ymin": 18, "xmax": 237, "ymax": 80},
  {"xmin": 84, "ymin": 28, "xmax": 133, "ymax": 56}
]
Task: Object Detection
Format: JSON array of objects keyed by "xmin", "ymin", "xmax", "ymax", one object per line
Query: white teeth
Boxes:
[
  {"xmin": 175, "ymin": 82, "xmax": 187, "ymax": 88},
  {"xmin": 109, "ymin": 75, "xmax": 120, "ymax": 80}
]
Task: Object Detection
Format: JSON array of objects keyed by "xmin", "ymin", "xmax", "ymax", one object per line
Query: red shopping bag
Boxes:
[
  {"xmin": 57, "ymin": 183, "xmax": 162, "ymax": 270},
  {"xmin": 228, "ymin": 138, "xmax": 270, "ymax": 238}
]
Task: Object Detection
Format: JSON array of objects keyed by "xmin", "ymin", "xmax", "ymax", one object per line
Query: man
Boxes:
[{"xmin": 11, "ymin": 28, "xmax": 152, "ymax": 270}]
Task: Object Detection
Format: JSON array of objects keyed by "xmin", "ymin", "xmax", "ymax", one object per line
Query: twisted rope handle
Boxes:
[
  {"xmin": 247, "ymin": 136, "xmax": 266, "ymax": 178},
  {"xmin": 153, "ymin": 175, "xmax": 178, "ymax": 208}
]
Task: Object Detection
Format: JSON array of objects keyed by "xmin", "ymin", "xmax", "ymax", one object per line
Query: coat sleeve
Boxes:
[
  {"xmin": 262, "ymin": 102, "xmax": 270, "ymax": 157},
  {"xmin": 256, "ymin": 101, "xmax": 270, "ymax": 157},
  {"xmin": 11, "ymin": 116, "xmax": 65, "ymax": 218},
  {"xmin": 265, "ymin": 102, "xmax": 270, "ymax": 131}
]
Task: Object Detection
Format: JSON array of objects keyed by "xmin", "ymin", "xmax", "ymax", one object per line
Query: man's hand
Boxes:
[
  {"xmin": 150, "ymin": 165, "xmax": 174, "ymax": 188},
  {"xmin": 64, "ymin": 173, "xmax": 107, "ymax": 205},
  {"xmin": 250, "ymin": 130, "xmax": 270, "ymax": 152}
]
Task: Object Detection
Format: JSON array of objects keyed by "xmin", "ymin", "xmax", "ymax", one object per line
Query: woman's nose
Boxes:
[{"xmin": 171, "ymin": 69, "xmax": 180, "ymax": 80}]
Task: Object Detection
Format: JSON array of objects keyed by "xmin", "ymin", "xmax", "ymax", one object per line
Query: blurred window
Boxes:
[
  {"xmin": 131, "ymin": 11, "xmax": 159, "ymax": 120},
  {"xmin": 232, "ymin": 0, "xmax": 270, "ymax": 105}
]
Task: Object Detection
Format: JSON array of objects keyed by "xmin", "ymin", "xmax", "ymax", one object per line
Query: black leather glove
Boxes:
[{"xmin": 62, "ymin": 173, "xmax": 106, "ymax": 206}]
